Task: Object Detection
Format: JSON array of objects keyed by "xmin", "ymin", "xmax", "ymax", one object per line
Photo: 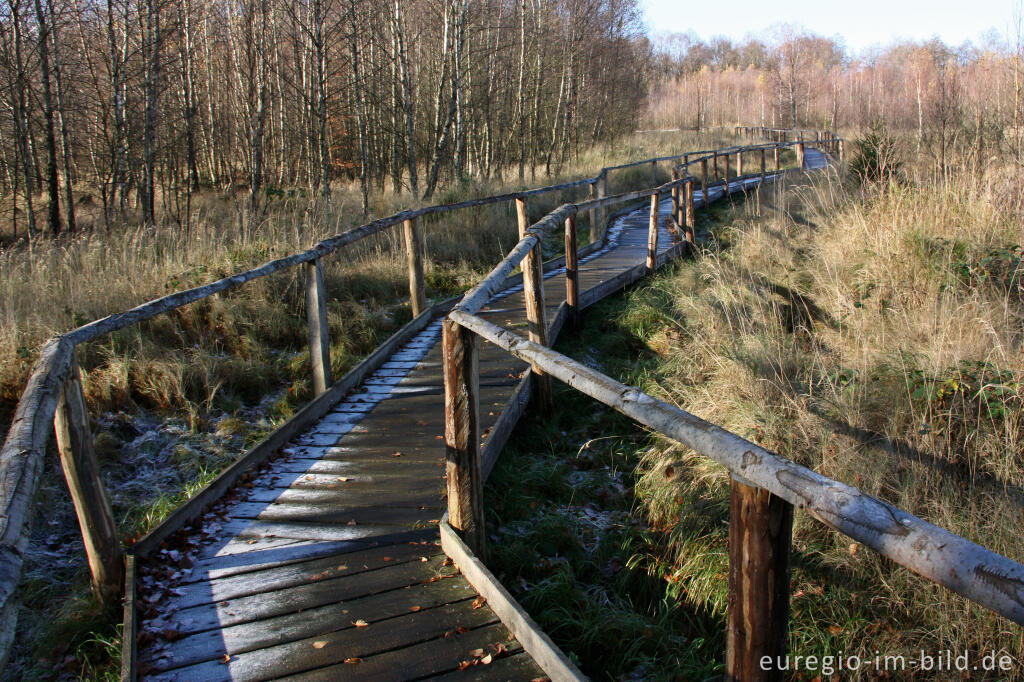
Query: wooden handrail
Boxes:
[
  {"xmin": 0, "ymin": 126, "xmax": 839, "ymax": 668},
  {"xmin": 438, "ymin": 132, "xmax": 1024, "ymax": 677}
]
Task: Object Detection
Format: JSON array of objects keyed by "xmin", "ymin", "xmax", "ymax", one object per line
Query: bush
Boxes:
[{"xmin": 848, "ymin": 124, "xmax": 903, "ymax": 184}]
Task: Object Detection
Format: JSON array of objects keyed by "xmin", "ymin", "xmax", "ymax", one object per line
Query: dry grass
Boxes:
[{"xmin": 628, "ymin": 155, "xmax": 1024, "ymax": 677}]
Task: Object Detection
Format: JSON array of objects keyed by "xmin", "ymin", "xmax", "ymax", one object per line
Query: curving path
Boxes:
[{"xmin": 134, "ymin": 150, "xmax": 829, "ymax": 681}]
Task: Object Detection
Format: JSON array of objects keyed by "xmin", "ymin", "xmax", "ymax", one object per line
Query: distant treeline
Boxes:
[
  {"xmin": 0, "ymin": 0, "xmax": 650, "ymax": 237},
  {"xmin": 647, "ymin": 27, "xmax": 1024, "ymax": 176}
]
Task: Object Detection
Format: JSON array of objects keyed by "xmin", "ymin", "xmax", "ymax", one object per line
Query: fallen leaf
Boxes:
[
  {"xmin": 420, "ymin": 556, "xmax": 428, "ymax": 562},
  {"xmin": 457, "ymin": 661, "xmax": 472, "ymax": 671},
  {"xmin": 220, "ymin": 654, "xmax": 231, "ymax": 664},
  {"xmin": 382, "ymin": 556, "xmax": 392, "ymax": 561},
  {"xmin": 457, "ymin": 627, "xmax": 470, "ymax": 634},
  {"xmin": 309, "ymin": 571, "xmax": 329, "ymax": 581},
  {"xmin": 392, "ymin": 452, "xmax": 402, "ymax": 457},
  {"xmin": 347, "ymin": 520, "xmax": 358, "ymax": 526},
  {"xmin": 409, "ymin": 606, "xmax": 421, "ymax": 612},
  {"xmin": 337, "ymin": 565, "xmax": 348, "ymax": 571},
  {"xmin": 338, "ymin": 477, "xmax": 352, "ymax": 482},
  {"xmin": 435, "ymin": 435, "xmax": 443, "ymax": 440},
  {"xmin": 353, "ymin": 619, "xmax": 369, "ymax": 627},
  {"xmin": 312, "ymin": 641, "xmax": 327, "ymax": 649},
  {"xmin": 828, "ymin": 625, "xmax": 843, "ymax": 636},
  {"xmin": 481, "ymin": 654, "xmax": 493, "ymax": 665},
  {"xmin": 471, "ymin": 596, "xmax": 487, "ymax": 609},
  {"xmin": 470, "ymin": 648, "xmax": 485, "ymax": 658},
  {"xmin": 493, "ymin": 643, "xmax": 508, "ymax": 656},
  {"xmin": 344, "ymin": 658, "xmax": 362, "ymax": 665},
  {"xmin": 848, "ymin": 542, "xmax": 859, "ymax": 555}
]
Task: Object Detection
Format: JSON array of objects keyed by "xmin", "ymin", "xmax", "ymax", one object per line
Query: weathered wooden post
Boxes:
[
  {"xmin": 403, "ymin": 216, "xmax": 427, "ymax": 317},
  {"xmin": 442, "ymin": 318, "xmax": 485, "ymax": 558},
  {"xmin": 737, "ymin": 150, "xmax": 743, "ymax": 177},
  {"xmin": 54, "ymin": 352, "xmax": 124, "ymax": 604},
  {"xmin": 797, "ymin": 141, "xmax": 806, "ymax": 170},
  {"xmin": 701, "ymin": 158, "xmax": 709, "ymax": 198},
  {"xmin": 774, "ymin": 144, "xmax": 781, "ymax": 172},
  {"xmin": 516, "ymin": 197, "xmax": 554, "ymax": 413},
  {"xmin": 592, "ymin": 171, "xmax": 608, "ymax": 243},
  {"xmin": 725, "ymin": 476, "xmax": 793, "ymax": 682},
  {"xmin": 838, "ymin": 138, "xmax": 845, "ymax": 162},
  {"xmin": 588, "ymin": 180, "xmax": 598, "ymax": 242},
  {"xmin": 564, "ymin": 213, "xmax": 580, "ymax": 330},
  {"xmin": 647, "ymin": 191, "xmax": 659, "ymax": 270},
  {"xmin": 671, "ymin": 169, "xmax": 680, "ymax": 229},
  {"xmin": 304, "ymin": 258, "xmax": 332, "ymax": 396},
  {"xmin": 684, "ymin": 177, "xmax": 696, "ymax": 247},
  {"xmin": 760, "ymin": 148, "xmax": 766, "ymax": 182},
  {"xmin": 723, "ymin": 153, "xmax": 730, "ymax": 195}
]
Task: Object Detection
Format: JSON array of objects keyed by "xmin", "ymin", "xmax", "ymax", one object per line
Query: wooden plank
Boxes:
[
  {"xmin": 440, "ymin": 518, "xmax": 585, "ymax": 682},
  {"xmin": 443, "ymin": 319, "xmax": 485, "ymax": 558},
  {"xmin": 403, "ymin": 217, "xmax": 427, "ymax": 316},
  {"xmin": 53, "ymin": 351, "xmax": 124, "ymax": 602},
  {"xmin": 155, "ymin": 599, "xmax": 499, "ymax": 681},
  {"xmin": 426, "ymin": 652, "xmax": 542, "ymax": 681},
  {"xmin": 163, "ymin": 542, "xmax": 437, "ymax": 607},
  {"xmin": 143, "ymin": 579, "xmax": 479, "ymax": 674},
  {"xmin": 277, "ymin": 622, "xmax": 522, "ymax": 682},
  {"xmin": 149, "ymin": 555, "xmax": 451, "ymax": 637},
  {"xmin": 725, "ymin": 477, "xmax": 793, "ymax": 682}
]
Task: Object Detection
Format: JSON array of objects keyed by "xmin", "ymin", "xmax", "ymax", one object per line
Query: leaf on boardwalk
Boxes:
[
  {"xmin": 309, "ymin": 570, "xmax": 329, "ymax": 581},
  {"xmin": 481, "ymin": 654, "xmax": 493, "ymax": 665},
  {"xmin": 392, "ymin": 451, "xmax": 402, "ymax": 457},
  {"xmin": 338, "ymin": 476, "xmax": 352, "ymax": 482},
  {"xmin": 347, "ymin": 520, "xmax": 358, "ymax": 526},
  {"xmin": 353, "ymin": 619, "xmax": 369, "ymax": 627},
  {"xmin": 457, "ymin": 661, "xmax": 472, "ymax": 671},
  {"xmin": 312, "ymin": 641, "xmax": 327, "ymax": 649},
  {"xmin": 337, "ymin": 564, "xmax": 348, "ymax": 571},
  {"xmin": 220, "ymin": 654, "xmax": 231, "ymax": 664},
  {"xmin": 470, "ymin": 649, "xmax": 485, "ymax": 658},
  {"xmin": 344, "ymin": 658, "xmax": 362, "ymax": 664},
  {"xmin": 409, "ymin": 606, "xmax": 421, "ymax": 612},
  {"xmin": 471, "ymin": 595, "xmax": 487, "ymax": 609}
]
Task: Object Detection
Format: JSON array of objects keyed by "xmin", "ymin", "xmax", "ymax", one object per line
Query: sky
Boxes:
[{"xmin": 640, "ymin": 0, "xmax": 1019, "ymax": 54}]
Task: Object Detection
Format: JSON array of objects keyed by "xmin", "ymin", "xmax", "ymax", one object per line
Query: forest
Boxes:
[{"xmin": 0, "ymin": 0, "xmax": 648, "ymax": 240}]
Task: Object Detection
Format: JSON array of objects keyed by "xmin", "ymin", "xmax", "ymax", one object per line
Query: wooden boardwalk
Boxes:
[{"xmin": 135, "ymin": 153, "xmax": 827, "ymax": 681}]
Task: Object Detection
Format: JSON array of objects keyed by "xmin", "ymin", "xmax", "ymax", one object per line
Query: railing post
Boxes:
[
  {"xmin": 723, "ymin": 153, "xmax": 730, "ymax": 195},
  {"xmin": 701, "ymin": 158, "xmax": 708, "ymax": 198},
  {"xmin": 588, "ymin": 180, "xmax": 598, "ymax": 243},
  {"xmin": 593, "ymin": 172, "xmax": 607, "ymax": 243},
  {"xmin": 684, "ymin": 178, "xmax": 695, "ymax": 247},
  {"xmin": 304, "ymin": 258, "xmax": 332, "ymax": 396},
  {"xmin": 760, "ymin": 148, "xmax": 766, "ymax": 182},
  {"xmin": 54, "ymin": 351, "xmax": 124, "ymax": 604},
  {"xmin": 647, "ymin": 191, "xmax": 659, "ymax": 269},
  {"xmin": 442, "ymin": 318, "xmax": 485, "ymax": 558},
  {"xmin": 671, "ymin": 169, "xmax": 680, "ymax": 229},
  {"xmin": 797, "ymin": 141, "xmax": 806, "ymax": 170},
  {"xmin": 564, "ymin": 213, "xmax": 580, "ymax": 329},
  {"xmin": 516, "ymin": 197, "xmax": 554, "ymax": 413},
  {"xmin": 726, "ymin": 476, "xmax": 793, "ymax": 682},
  {"xmin": 403, "ymin": 217, "xmax": 427, "ymax": 317},
  {"xmin": 737, "ymin": 150, "xmax": 743, "ymax": 177},
  {"xmin": 774, "ymin": 145, "xmax": 781, "ymax": 172}
]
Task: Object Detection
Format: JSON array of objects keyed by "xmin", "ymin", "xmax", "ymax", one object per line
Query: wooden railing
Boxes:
[
  {"xmin": 0, "ymin": 128, "xmax": 830, "ymax": 668},
  {"xmin": 441, "ymin": 133, "xmax": 1024, "ymax": 679}
]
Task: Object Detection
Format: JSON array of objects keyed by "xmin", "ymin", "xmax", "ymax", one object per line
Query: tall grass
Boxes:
[{"xmin": 628, "ymin": 156, "xmax": 1024, "ymax": 677}]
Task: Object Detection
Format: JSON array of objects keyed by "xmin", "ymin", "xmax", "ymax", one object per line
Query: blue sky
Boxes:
[{"xmin": 640, "ymin": 0, "xmax": 1018, "ymax": 53}]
